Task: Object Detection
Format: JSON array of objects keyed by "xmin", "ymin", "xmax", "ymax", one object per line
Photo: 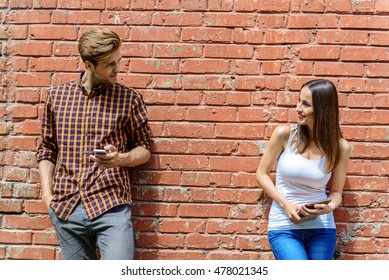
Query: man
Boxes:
[{"xmin": 37, "ymin": 28, "xmax": 152, "ymax": 260}]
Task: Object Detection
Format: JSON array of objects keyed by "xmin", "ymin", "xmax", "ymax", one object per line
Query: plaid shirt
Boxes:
[{"xmin": 37, "ymin": 74, "xmax": 152, "ymax": 221}]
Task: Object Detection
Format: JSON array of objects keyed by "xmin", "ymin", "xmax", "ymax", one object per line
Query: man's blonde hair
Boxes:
[{"xmin": 78, "ymin": 27, "xmax": 121, "ymax": 66}]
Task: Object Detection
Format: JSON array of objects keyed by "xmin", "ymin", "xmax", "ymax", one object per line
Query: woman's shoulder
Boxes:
[
  {"xmin": 271, "ymin": 125, "xmax": 292, "ymax": 144},
  {"xmin": 339, "ymin": 138, "xmax": 351, "ymax": 156}
]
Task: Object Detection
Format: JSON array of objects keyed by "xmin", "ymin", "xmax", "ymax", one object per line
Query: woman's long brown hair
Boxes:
[{"xmin": 294, "ymin": 79, "xmax": 342, "ymax": 173}]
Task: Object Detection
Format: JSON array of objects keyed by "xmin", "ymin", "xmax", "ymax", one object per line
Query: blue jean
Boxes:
[
  {"xmin": 268, "ymin": 228, "xmax": 337, "ymax": 260},
  {"xmin": 49, "ymin": 201, "xmax": 134, "ymax": 260}
]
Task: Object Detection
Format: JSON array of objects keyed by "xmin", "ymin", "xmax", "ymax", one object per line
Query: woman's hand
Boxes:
[
  {"xmin": 298, "ymin": 203, "xmax": 333, "ymax": 219},
  {"xmin": 284, "ymin": 203, "xmax": 305, "ymax": 225}
]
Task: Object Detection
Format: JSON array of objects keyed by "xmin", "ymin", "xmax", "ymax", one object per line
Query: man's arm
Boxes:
[{"xmin": 38, "ymin": 160, "xmax": 55, "ymax": 209}]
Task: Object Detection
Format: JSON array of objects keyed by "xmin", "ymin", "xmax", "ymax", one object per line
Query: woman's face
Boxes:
[{"xmin": 296, "ymin": 86, "xmax": 314, "ymax": 128}]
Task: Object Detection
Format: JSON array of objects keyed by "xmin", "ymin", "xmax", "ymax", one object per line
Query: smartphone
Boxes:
[
  {"xmin": 304, "ymin": 199, "xmax": 332, "ymax": 209},
  {"xmin": 93, "ymin": 149, "xmax": 107, "ymax": 155}
]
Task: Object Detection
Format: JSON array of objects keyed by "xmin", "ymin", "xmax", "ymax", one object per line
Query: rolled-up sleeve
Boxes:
[
  {"xmin": 129, "ymin": 90, "xmax": 152, "ymax": 152},
  {"xmin": 36, "ymin": 91, "xmax": 58, "ymax": 164}
]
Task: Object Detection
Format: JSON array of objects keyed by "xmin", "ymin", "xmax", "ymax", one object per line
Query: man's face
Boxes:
[{"xmin": 90, "ymin": 49, "xmax": 122, "ymax": 85}]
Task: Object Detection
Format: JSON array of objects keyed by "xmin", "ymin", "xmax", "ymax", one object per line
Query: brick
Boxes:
[
  {"xmin": 234, "ymin": 0, "xmax": 258, "ymax": 11},
  {"xmin": 10, "ymin": 0, "xmax": 32, "ymax": 8},
  {"xmin": 33, "ymin": 231, "xmax": 59, "ymax": 245},
  {"xmin": 3, "ymin": 166, "xmax": 29, "ymax": 182},
  {"xmin": 259, "ymin": 0, "xmax": 290, "ymax": 12},
  {"xmin": 209, "ymin": 0, "xmax": 234, "ymax": 11},
  {"xmin": 375, "ymin": 94, "xmax": 389, "ymax": 108},
  {"xmin": 181, "ymin": 0, "xmax": 207, "ymax": 11},
  {"xmin": 265, "ymin": 30, "xmax": 313, "ymax": 44},
  {"xmin": 154, "ymin": 44, "xmax": 202, "ymax": 58},
  {"xmin": 132, "ymin": 186, "xmax": 165, "ymax": 201},
  {"xmin": 233, "ymin": 28, "xmax": 264, "ymax": 44},
  {"xmin": 181, "ymin": 59, "xmax": 230, "ymax": 74},
  {"xmin": 203, "ymin": 91, "xmax": 251, "ymax": 106},
  {"xmin": 301, "ymin": 0, "xmax": 325, "ymax": 12},
  {"xmin": 13, "ymin": 183, "xmax": 39, "ymax": 198},
  {"xmin": 179, "ymin": 204, "xmax": 230, "ymax": 218},
  {"xmin": 130, "ymin": 27, "xmax": 181, "ymax": 42},
  {"xmin": 132, "ymin": 171, "xmax": 181, "ymax": 185},
  {"xmin": 138, "ymin": 250, "xmax": 206, "ymax": 260},
  {"xmin": 33, "ymin": 0, "xmax": 57, "ymax": 8},
  {"xmin": 147, "ymin": 106, "xmax": 186, "ymax": 121},
  {"xmin": 299, "ymin": 46, "xmax": 341, "ymax": 60},
  {"xmin": 118, "ymin": 74, "xmax": 152, "ymax": 89},
  {"xmin": 122, "ymin": 43, "xmax": 152, "ymax": 57},
  {"xmin": 102, "ymin": 11, "xmax": 151, "ymax": 25},
  {"xmin": 186, "ymin": 234, "xmax": 235, "ymax": 249},
  {"xmin": 137, "ymin": 233, "xmax": 185, "ymax": 249},
  {"xmin": 314, "ymin": 62, "xmax": 364, "ymax": 77},
  {"xmin": 0, "ymin": 199, "xmax": 23, "ymax": 213},
  {"xmin": 257, "ymin": 14, "xmax": 287, "ymax": 28},
  {"xmin": 236, "ymin": 235, "xmax": 270, "ymax": 250},
  {"xmin": 0, "ymin": 231, "xmax": 32, "ymax": 245},
  {"xmin": 24, "ymin": 200, "xmax": 47, "ymax": 214},
  {"xmin": 7, "ymin": 11, "xmax": 52, "ymax": 24},
  {"xmin": 176, "ymin": 91, "xmax": 201, "ymax": 105},
  {"xmin": 204, "ymin": 45, "xmax": 253, "ymax": 58},
  {"xmin": 350, "ymin": 0, "xmax": 375, "ymax": 13},
  {"xmin": 325, "ymin": 0, "xmax": 352, "ymax": 12},
  {"xmin": 155, "ymin": 0, "xmax": 181, "ymax": 10},
  {"xmin": 7, "ymin": 104, "xmax": 38, "ymax": 119},
  {"xmin": 30, "ymin": 57, "xmax": 78, "ymax": 72},
  {"xmin": 188, "ymin": 139, "xmax": 237, "ymax": 155},
  {"xmin": 130, "ymin": 59, "xmax": 179, "ymax": 74},
  {"xmin": 255, "ymin": 46, "xmax": 289, "ymax": 60},
  {"xmin": 341, "ymin": 47, "xmax": 389, "ymax": 62},
  {"xmin": 132, "ymin": 203, "xmax": 178, "ymax": 217},
  {"xmin": 181, "ymin": 27, "xmax": 231, "ymax": 42},
  {"xmin": 5, "ymin": 136, "xmax": 37, "ymax": 151},
  {"xmin": 152, "ymin": 12, "xmax": 203, "ymax": 26},
  {"xmin": 7, "ymin": 246, "xmax": 55, "ymax": 260},
  {"xmin": 339, "ymin": 15, "xmax": 389, "ymax": 30},
  {"xmin": 29, "ymin": 25, "xmax": 78, "ymax": 40},
  {"xmin": 11, "ymin": 42, "xmax": 52, "ymax": 56},
  {"xmin": 159, "ymin": 219, "xmax": 206, "ymax": 233},
  {"xmin": 348, "ymin": 94, "xmax": 374, "ymax": 108},
  {"xmin": 151, "ymin": 75, "xmax": 182, "ymax": 89},
  {"xmin": 181, "ymin": 171, "xmax": 231, "ymax": 186},
  {"xmin": 288, "ymin": 15, "xmax": 338, "ymax": 29},
  {"xmin": 53, "ymin": 42, "xmax": 78, "ymax": 56},
  {"xmin": 182, "ymin": 75, "xmax": 232, "ymax": 90},
  {"xmin": 187, "ymin": 107, "xmax": 236, "ymax": 122},
  {"xmin": 205, "ymin": 13, "xmax": 256, "ymax": 27},
  {"xmin": 131, "ymin": 0, "xmax": 154, "ymax": 10},
  {"xmin": 159, "ymin": 155, "xmax": 208, "ymax": 170},
  {"xmin": 375, "ymin": 0, "xmax": 389, "ymax": 13},
  {"xmin": 209, "ymin": 157, "xmax": 258, "ymax": 172},
  {"xmin": 4, "ymin": 215, "xmax": 52, "ymax": 230},
  {"xmin": 0, "ymin": 25, "xmax": 27, "ymax": 40},
  {"xmin": 370, "ymin": 32, "xmax": 389, "ymax": 46},
  {"xmin": 52, "ymin": 10, "xmax": 101, "ymax": 24},
  {"xmin": 317, "ymin": 30, "xmax": 369, "ymax": 45},
  {"xmin": 57, "ymin": 0, "xmax": 81, "ymax": 9},
  {"xmin": 81, "ymin": 0, "xmax": 105, "ymax": 9},
  {"xmin": 142, "ymin": 90, "xmax": 175, "ymax": 105}
]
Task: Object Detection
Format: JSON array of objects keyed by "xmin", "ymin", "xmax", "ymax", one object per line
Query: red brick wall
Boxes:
[{"xmin": 1, "ymin": 0, "xmax": 388, "ymax": 260}]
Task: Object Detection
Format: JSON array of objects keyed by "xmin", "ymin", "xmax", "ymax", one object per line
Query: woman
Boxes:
[{"xmin": 256, "ymin": 79, "xmax": 350, "ymax": 260}]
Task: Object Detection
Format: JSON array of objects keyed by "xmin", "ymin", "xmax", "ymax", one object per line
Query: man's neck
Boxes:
[{"xmin": 81, "ymin": 70, "xmax": 98, "ymax": 94}]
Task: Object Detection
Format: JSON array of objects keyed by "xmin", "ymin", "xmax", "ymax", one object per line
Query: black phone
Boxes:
[{"xmin": 304, "ymin": 199, "xmax": 332, "ymax": 209}]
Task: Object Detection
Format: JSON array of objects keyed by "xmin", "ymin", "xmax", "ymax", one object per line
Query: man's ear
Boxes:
[{"xmin": 84, "ymin": 60, "xmax": 94, "ymax": 71}]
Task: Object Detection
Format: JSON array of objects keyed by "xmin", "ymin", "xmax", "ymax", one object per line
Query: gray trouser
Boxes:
[{"xmin": 49, "ymin": 201, "xmax": 134, "ymax": 260}]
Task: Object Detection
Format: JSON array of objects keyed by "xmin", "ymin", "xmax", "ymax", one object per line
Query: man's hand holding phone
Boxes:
[{"xmin": 90, "ymin": 145, "xmax": 120, "ymax": 168}]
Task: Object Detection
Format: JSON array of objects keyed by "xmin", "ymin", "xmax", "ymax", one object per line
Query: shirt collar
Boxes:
[{"xmin": 78, "ymin": 72, "xmax": 112, "ymax": 98}]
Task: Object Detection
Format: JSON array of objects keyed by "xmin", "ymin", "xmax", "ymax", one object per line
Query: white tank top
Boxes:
[{"xmin": 268, "ymin": 124, "xmax": 336, "ymax": 230}]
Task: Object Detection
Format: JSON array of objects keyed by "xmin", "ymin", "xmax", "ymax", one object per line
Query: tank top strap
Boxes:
[{"xmin": 287, "ymin": 124, "xmax": 298, "ymax": 146}]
